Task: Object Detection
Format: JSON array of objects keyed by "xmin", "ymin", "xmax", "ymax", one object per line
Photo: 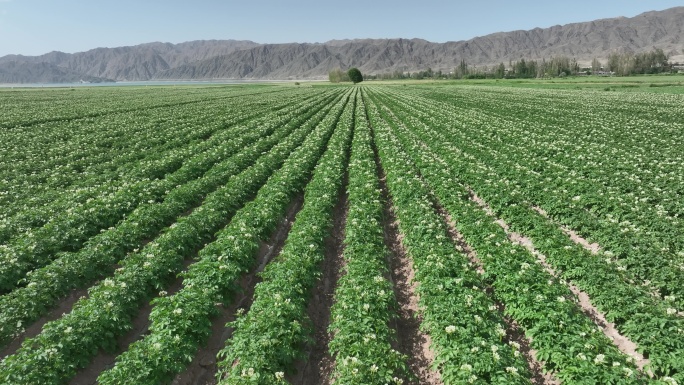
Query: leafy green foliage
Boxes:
[
  {"xmin": 329, "ymin": 68, "xmax": 351, "ymax": 83},
  {"xmin": 0, "ymin": 88, "xmax": 345, "ymax": 385},
  {"xmin": 0, "ymin": 89, "xmax": 330, "ymax": 349},
  {"xmin": 326, "ymin": 95, "xmax": 409, "ymax": 384},
  {"xmin": 367, "ymin": 91, "xmax": 532, "ymax": 384},
  {"xmin": 215, "ymin": 90, "xmax": 355, "ymax": 385},
  {"xmin": 97, "ymin": 90, "xmax": 351, "ymax": 385},
  {"xmin": 1, "ymin": 84, "xmax": 683, "ymax": 384},
  {"xmin": 366, "ymin": 86, "xmax": 672, "ymax": 383},
  {"xmin": 348, "ymin": 68, "xmax": 363, "ymax": 84}
]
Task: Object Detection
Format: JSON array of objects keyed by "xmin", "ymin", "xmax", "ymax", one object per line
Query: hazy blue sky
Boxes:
[{"xmin": 0, "ymin": 0, "xmax": 681, "ymax": 57}]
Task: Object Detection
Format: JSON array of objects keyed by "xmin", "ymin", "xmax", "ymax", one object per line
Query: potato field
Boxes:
[{"xmin": 0, "ymin": 84, "xmax": 683, "ymax": 385}]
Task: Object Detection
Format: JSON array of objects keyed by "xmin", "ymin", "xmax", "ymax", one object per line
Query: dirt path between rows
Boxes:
[
  {"xmin": 173, "ymin": 195, "xmax": 303, "ymax": 385},
  {"xmin": 437, "ymin": 208, "xmax": 556, "ymax": 385},
  {"xmin": 0, "ymin": 286, "xmax": 89, "ymax": 360},
  {"xmin": 532, "ymin": 206, "xmax": 600, "ymax": 254},
  {"xmin": 70, "ymin": 258, "xmax": 195, "ymax": 385},
  {"xmin": 288, "ymin": 185, "xmax": 348, "ymax": 385},
  {"xmin": 376, "ymin": 116, "xmax": 553, "ymax": 384},
  {"xmin": 469, "ymin": 190, "xmax": 651, "ymax": 374},
  {"xmin": 380, "ymin": 180, "xmax": 442, "ymax": 385}
]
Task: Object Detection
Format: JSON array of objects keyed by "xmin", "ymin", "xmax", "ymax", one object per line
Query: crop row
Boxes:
[
  {"xmin": 371, "ymin": 85, "xmax": 683, "ymax": 304},
  {"xmin": 365, "ymin": 87, "xmax": 646, "ymax": 384},
  {"xmin": 0, "ymin": 89, "xmax": 347, "ymax": 384},
  {"xmin": 1, "ymin": 109, "xmax": 205, "ymax": 216},
  {"xmin": 1, "ymin": 103, "xmax": 220, "ymax": 195},
  {"xmin": 0, "ymin": 88, "xmax": 334, "ymax": 291},
  {"xmin": 323, "ymin": 93, "xmax": 410, "ymax": 384},
  {"xmin": 0, "ymin": 89, "xmax": 341, "ymax": 349},
  {"xmin": 97, "ymin": 89, "xmax": 353, "ymax": 385},
  {"xmin": 0, "ymin": 89, "xmax": 334, "ymax": 293},
  {"xmin": 372, "ymin": 86, "xmax": 684, "ymax": 378},
  {"xmin": 2, "ymin": 84, "xmax": 681, "ymax": 385},
  {"xmin": 366, "ymin": 90, "xmax": 532, "ymax": 384},
  {"xmin": 0, "ymin": 88, "xmax": 316, "ymax": 221},
  {"xmin": 1, "ymin": 87, "xmax": 321, "ymax": 228},
  {"xmin": 212, "ymin": 90, "xmax": 355, "ymax": 384},
  {"xmin": 420, "ymin": 86, "xmax": 684, "ymax": 237},
  {"xmin": 0, "ymin": 89, "xmax": 319, "ymax": 245},
  {"xmin": 416, "ymin": 87, "xmax": 684, "ymax": 308},
  {"xmin": 368, "ymin": 86, "xmax": 684, "ymax": 381},
  {"xmin": 0, "ymin": 86, "xmax": 287, "ymax": 129}
]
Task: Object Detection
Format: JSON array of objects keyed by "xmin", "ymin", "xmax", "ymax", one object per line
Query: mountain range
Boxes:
[{"xmin": 1, "ymin": 7, "xmax": 683, "ymax": 83}]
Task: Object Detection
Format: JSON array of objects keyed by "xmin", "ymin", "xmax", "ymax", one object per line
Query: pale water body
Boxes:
[{"xmin": 0, "ymin": 79, "xmax": 293, "ymax": 88}]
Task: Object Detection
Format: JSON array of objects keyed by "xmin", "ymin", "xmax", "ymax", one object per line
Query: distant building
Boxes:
[{"xmin": 593, "ymin": 70, "xmax": 615, "ymax": 76}]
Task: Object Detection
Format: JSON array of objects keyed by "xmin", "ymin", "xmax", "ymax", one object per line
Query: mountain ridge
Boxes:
[{"xmin": 1, "ymin": 7, "xmax": 683, "ymax": 83}]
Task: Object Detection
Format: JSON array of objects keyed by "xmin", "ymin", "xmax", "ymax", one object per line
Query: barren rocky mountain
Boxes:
[
  {"xmin": 0, "ymin": 40, "xmax": 260, "ymax": 83},
  {"xmin": 0, "ymin": 61, "xmax": 114, "ymax": 84},
  {"xmin": 1, "ymin": 7, "xmax": 682, "ymax": 83}
]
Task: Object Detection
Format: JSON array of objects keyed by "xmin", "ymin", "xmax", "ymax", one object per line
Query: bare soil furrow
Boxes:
[
  {"xmin": 173, "ymin": 195, "xmax": 303, "ymax": 385},
  {"xmin": 403, "ymin": 133, "xmax": 557, "ymax": 384},
  {"xmin": 288, "ymin": 187, "xmax": 348, "ymax": 385},
  {"xmin": 501, "ymin": 315, "xmax": 560, "ymax": 385},
  {"xmin": 373, "ymin": 141, "xmax": 441, "ymax": 385},
  {"xmin": 437, "ymin": 207, "xmax": 555, "ymax": 385},
  {"xmin": 0, "ymin": 287, "xmax": 89, "ymax": 360},
  {"xmin": 70, "ymin": 258, "xmax": 194, "ymax": 385},
  {"xmin": 532, "ymin": 206, "xmax": 601, "ymax": 255},
  {"xmin": 469, "ymin": 190, "xmax": 651, "ymax": 374},
  {"xmin": 383, "ymin": 195, "xmax": 442, "ymax": 385}
]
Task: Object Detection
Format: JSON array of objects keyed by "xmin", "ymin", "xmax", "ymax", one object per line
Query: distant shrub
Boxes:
[
  {"xmin": 348, "ymin": 68, "xmax": 363, "ymax": 84},
  {"xmin": 328, "ymin": 68, "xmax": 350, "ymax": 83}
]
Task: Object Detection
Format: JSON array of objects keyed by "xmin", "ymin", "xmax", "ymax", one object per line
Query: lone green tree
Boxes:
[{"xmin": 347, "ymin": 67, "xmax": 363, "ymax": 84}]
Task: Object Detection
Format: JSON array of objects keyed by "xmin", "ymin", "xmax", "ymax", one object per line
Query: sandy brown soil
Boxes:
[
  {"xmin": 0, "ymin": 287, "xmax": 89, "ymax": 360},
  {"xmin": 468, "ymin": 190, "xmax": 651, "ymax": 374},
  {"xmin": 288, "ymin": 188, "xmax": 347, "ymax": 385},
  {"xmin": 70, "ymin": 258, "xmax": 195, "ymax": 385},
  {"xmin": 391, "ymin": 137, "xmax": 556, "ymax": 384},
  {"xmin": 437, "ymin": 208, "xmax": 555, "ymax": 385},
  {"xmin": 380, "ymin": 180, "xmax": 442, "ymax": 385},
  {"xmin": 368, "ymin": 127, "xmax": 442, "ymax": 385},
  {"xmin": 502, "ymin": 315, "xmax": 560, "ymax": 385},
  {"xmin": 532, "ymin": 206, "xmax": 600, "ymax": 254},
  {"xmin": 173, "ymin": 195, "xmax": 303, "ymax": 385}
]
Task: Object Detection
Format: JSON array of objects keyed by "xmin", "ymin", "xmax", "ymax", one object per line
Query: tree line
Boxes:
[
  {"xmin": 603, "ymin": 49, "xmax": 669, "ymax": 76},
  {"xmin": 328, "ymin": 68, "xmax": 363, "ymax": 83},
  {"xmin": 360, "ymin": 49, "xmax": 677, "ymax": 80}
]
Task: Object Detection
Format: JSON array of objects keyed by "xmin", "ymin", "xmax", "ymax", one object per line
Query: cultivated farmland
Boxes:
[{"xmin": 0, "ymin": 84, "xmax": 682, "ymax": 385}]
